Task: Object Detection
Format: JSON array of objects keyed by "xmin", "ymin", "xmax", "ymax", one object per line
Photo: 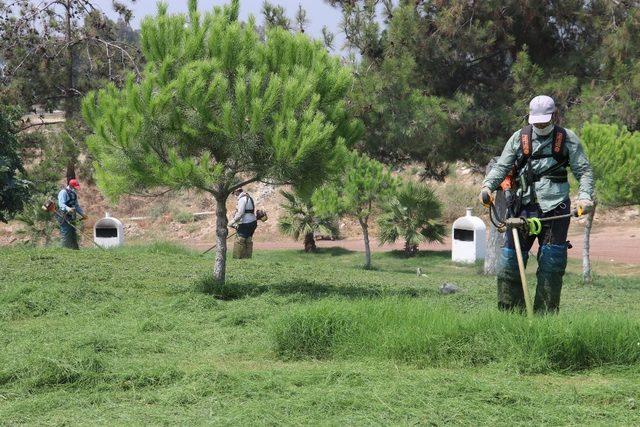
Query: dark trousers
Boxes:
[
  {"xmin": 236, "ymin": 221, "xmax": 257, "ymax": 238},
  {"xmin": 498, "ymin": 199, "xmax": 571, "ymax": 313},
  {"xmin": 505, "ymin": 200, "xmax": 571, "ymax": 250}
]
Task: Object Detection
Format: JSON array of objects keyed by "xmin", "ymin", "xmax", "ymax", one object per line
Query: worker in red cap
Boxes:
[{"xmin": 57, "ymin": 179, "xmax": 87, "ymax": 249}]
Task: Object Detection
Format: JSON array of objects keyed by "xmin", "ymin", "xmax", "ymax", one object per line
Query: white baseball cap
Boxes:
[{"xmin": 528, "ymin": 95, "xmax": 556, "ymax": 124}]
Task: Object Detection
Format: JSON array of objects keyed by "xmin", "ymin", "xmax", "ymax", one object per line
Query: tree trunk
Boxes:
[
  {"xmin": 404, "ymin": 240, "xmax": 418, "ymax": 257},
  {"xmin": 582, "ymin": 203, "xmax": 596, "ymax": 285},
  {"xmin": 213, "ymin": 192, "xmax": 229, "ymax": 284},
  {"xmin": 64, "ymin": 0, "xmax": 74, "ymax": 119},
  {"xmin": 63, "ymin": 0, "xmax": 77, "ymax": 183},
  {"xmin": 66, "ymin": 162, "xmax": 76, "ymax": 182},
  {"xmin": 484, "ymin": 189, "xmax": 507, "ymax": 274},
  {"xmin": 483, "ymin": 158, "xmax": 507, "ymax": 275},
  {"xmin": 359, "ymin": 218, "xmax": 371, "ymax": 269},
  {"xmin": 303, "ymin": 232, "xmax": 317, "ymax": 252}
]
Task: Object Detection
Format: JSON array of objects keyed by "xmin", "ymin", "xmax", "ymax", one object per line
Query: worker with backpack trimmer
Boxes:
[
  {"xmin": 480, "ymin": 95, "xmax": 594, "ymax": 314},
  {"xmin": 56, "ymin": 179, "xmax": 88, "ymax": 249},
  {"xmin": 229, "ymin": 187, "xmax": 264, "ymax": 259}
]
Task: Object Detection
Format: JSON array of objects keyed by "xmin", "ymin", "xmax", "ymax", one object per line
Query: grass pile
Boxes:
[{"xmin": 1, "ymin": 244, "xmax": 639, "ymax": 424}]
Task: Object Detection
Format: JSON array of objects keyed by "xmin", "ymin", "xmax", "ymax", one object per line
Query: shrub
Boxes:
[
  {"xmin": 173, "ymin": 210, "xmax": 194, "ymax": 224},
  {"xmin": 581, "ymin": 122, "xmax": 640, "ymax": 206}
]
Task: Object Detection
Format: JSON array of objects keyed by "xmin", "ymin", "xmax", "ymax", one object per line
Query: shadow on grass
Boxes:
[
  {"xmin": 314, "ymin": 247, "xmax": 354, "ymax": 257},
  {"xmin": 385, "ymin": 249, "xmax": 451, "ymax": 260},
  {"xmin": 196, "ymin": 277, "xmax": 432, "ymax": 301}
]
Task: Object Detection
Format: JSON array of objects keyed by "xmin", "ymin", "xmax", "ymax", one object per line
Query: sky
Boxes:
[{"xmin": 93, "ymin": 0, "xmax": 345, "ymax": 50}]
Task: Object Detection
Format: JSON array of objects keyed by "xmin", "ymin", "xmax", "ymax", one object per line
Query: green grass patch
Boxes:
[
  {"xmin": 1, "ymin": 244, "xmax": 639, "ymax": 424},
  {"xmin": 272, "ymin": 299, "xmax": 640, "ymax": 372}
]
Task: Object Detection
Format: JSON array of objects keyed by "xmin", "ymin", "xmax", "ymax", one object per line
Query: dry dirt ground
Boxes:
[
  {"xmin": 188, "ymin": 222, "xmax": 640, "ymax": 265},
  {"xmin": 2, "ymin": 180, "xmax": 638, "ymax": 266}
]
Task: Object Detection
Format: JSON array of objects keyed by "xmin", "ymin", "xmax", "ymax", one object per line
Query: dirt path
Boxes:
[{"xmin": 190, "ymin": 223, "xmax": 640, "ymax": 265}]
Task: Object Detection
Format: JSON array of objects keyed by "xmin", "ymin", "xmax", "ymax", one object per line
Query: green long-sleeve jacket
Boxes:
[{"xmin": 483, "ymin": 127, "xmax": 594, "ymax": 213}]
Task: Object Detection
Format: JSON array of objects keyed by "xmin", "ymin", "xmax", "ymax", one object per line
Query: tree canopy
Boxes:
[
  {"xmin": 378, "ymin": 180, "xmax": 445, "ymax": 256},
  {"xmin": 0, "ymin": 107, "xmax": 30, "ymax": 223},
  {"xmin": 313, "ymin": 150, "xmax": 395, "ymax": 269},
  {"xmin": 327, "ymin": 0, "xmax": 640, "ymax": 174},
  {"xmin": 581, "ymin": 122, "xmax": 640, "ymax": 207}
]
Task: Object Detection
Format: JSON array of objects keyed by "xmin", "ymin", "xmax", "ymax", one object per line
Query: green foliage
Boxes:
[
  {"xmin": 0, "ymin": 0, "xmax": 140, "ymax": 111},
  {"xmin": 272, "ymin": 299, "xmax": 640, "ymax": 372},
  {"xmin": 82, "ymin": 0, "xmax": 359, "ymax": 200},
  {"xmin": 173, "ymin": 210, "xmax": 195, "ymax": 224},
  {"xmin": 313, "ymin": 151, "xmax": 394, "ymax": 221},
  {"xmin": 313, "ymin": 151, "xmax": 395, "ymax": 267},
  {"xmin": 0, "ymin": 106, "xmax": 30, "ymax": 223},
  {"xmin": 377, "ymin": 181, "xmax": 445, "ymax": 255},
  {"xmin": 328, "ymin": 1, "xmax": 640, "ymax": 170},
  {"xmin": 277, "ymin": 189, "xmax": 338, "ymax": 249},
  {"xmin": 581, "ymin": 122, "xmax": 640, "ymax": 206}
]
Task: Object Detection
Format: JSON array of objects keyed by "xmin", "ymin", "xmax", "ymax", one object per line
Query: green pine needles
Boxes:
[
  {"xmin": 0, "ymin": 107, "xmax": 30, "ymax": 223},
  {"xmin": 581, "ymin": 122, "xmax": 640, "ymax": 207},
  {"xmin": 82, "ymin": 0, "xmax": 361, "ymax": 283},
  {"xmin": 313, "ymin": 151, "xmax": 395, "ymax": 269}
]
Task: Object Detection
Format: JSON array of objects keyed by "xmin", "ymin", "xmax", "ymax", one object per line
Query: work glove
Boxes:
[
  {"xmin": 576, "ymin": 199, "xmax": 594, "ymax": 216},
  {"xmin": 67, "ymin": 207, "xmax": 76, "ymax": 214},
  {"xmin": 80, "ymin": 214, "xmax": 88, "ymax": 221},
  {"xmin": 479, "ymin": 187, "xmax": 493, "ymax": 207}
]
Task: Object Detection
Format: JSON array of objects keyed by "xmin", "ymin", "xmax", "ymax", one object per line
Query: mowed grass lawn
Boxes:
[{"xmin": 1, "ymin": 243, "xmax": 640, "ymax": 425}]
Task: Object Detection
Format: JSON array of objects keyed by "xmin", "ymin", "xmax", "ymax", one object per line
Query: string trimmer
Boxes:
[
  {"xmin": 42, "ymin": 199, "xmax": 105, "ymax": 250},
  {"xmin": 482, "ymin": 193, "xmax": 583, "ymax": 318},
  {"xmin": 201, "ymin": 209, "xmax": 268, "ymax": 255}
]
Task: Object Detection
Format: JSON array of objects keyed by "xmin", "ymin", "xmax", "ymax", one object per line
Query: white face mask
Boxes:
[{"xmin": 533, "ymin": 124, "xmax": 554, "ymax": 136}]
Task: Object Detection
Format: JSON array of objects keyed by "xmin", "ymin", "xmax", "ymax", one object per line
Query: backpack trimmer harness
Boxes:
[{"xmin": 500, "ymin": 125, "xmax": 570, "ymax": 216}]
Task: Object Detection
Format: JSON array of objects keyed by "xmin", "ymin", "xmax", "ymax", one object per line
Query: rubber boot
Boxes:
[
  {"xmin": 534, "ymin": 244, "xmax": 567, "ymax": 314},
  {"xmin": 497, "ymin": 248, "xmax": 528, "ymax": 312},
  {"xmin": 233, "ymin": 236, "xmax": 247, "ymax": 259},
  {"xmin": 245, "ymin": 237, "xmax": 253, "ymax": 259}
]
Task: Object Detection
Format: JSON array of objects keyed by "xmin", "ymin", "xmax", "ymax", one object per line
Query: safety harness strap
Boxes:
[{"xmin": 243, "ymin": 195, "xmax": 255, "ymax": 214}]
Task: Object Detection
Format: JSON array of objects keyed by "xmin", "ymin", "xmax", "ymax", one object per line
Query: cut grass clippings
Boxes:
[
  {"xmin": 1, "ymin": 245, "xmax": 640, "ymax": 424},
  {"xmin": 272, "ymin": 299, "xmax": 640, "ymax": 372}
]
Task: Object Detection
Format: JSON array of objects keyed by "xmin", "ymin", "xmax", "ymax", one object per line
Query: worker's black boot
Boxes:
[
  {"xmin": 534, "ymin": 244, "xmax": 567, "ymax": 314},
  {"xmin": 497, "ymin": 248, "xmax": 528, "ymax": 312}
]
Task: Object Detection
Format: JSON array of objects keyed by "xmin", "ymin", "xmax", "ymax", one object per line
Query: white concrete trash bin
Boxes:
[
  {"xmin": 451, "ymin": 207, "xmax": 486, "ymax": 263},
  {"xmin": 94, "ymin": 213, "xmax": 124, "ymax": 248}
]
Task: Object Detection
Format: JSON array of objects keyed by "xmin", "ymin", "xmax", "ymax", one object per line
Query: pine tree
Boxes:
[
  {"xmin": 581, "ymin": 123, "xmax": 640, "ymax": 207},
  {"xmin": 313, "ymin": 151, "xmax": 394, "ymax": 269},
  {"xmin": 580, "ymin": 122, "xmax": 640, "ymax": 285},
  {"xmin": 0, "ymin": 106, "xmax": 30, "ymax": 223},
  {"xmin": 82, "ymin": 0, "xmax": 360, "ymax": 283},
  {"xmin": 377, "ymin": 180, "xmax": 445, "ymax": 257}
]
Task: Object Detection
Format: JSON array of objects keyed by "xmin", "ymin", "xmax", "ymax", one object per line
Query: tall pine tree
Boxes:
[{"xmin": 82, "ymin": 0, "xmax": 360, "ymax": 283}]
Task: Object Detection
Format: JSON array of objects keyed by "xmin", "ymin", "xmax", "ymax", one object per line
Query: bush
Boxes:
[
  {"xmin": 581, "ymin": 122, "xmax": 640, "ymax": 206},
  {"xmin": 434, "ymin": 181, "xmax": 482, "ymax": 225},
  {"xmin": 173, "ymin": 210, "xmax": 194, "ymax": 224},
  {"xmin": 271, "ymin": 299, "xmax": 640, "ymax": 372}
]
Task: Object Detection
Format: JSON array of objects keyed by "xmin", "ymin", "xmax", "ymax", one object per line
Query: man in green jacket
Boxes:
[{"xmin": 480, "ymin": 95, "xmax": 594, "ymax": 313}]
